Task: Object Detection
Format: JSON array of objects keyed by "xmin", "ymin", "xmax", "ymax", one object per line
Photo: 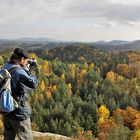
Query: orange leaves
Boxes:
[
  {"xmin": 98, "ymin": 119, "xmax": 116, "ymax": 140},
  {"xmin": 106, "ymin": 71, "xmax": 115, "ymax": 82},
  {"xmin": 133, "ymin": 117, "xmax": 140, "ymax": 130},
  {"xmin": 106, "ymin": 71, "xmax": 124, "ymax": 84},
  {"xmin": 117, "ymin": 64, "xmax": 129, "ymax": 77},
  {"xmin": 97, "ymin": 105, "xmax": 112, "ymax": 139},
  {"xmin": 124, "ymin": 107, "xmax": 139, "ymax": 129},
  {"xmin": 50, "ymin": 85, "xmax": 57, "ymax": 93},
  {"xmin": 77, "ymin": 128, "xmax": 93, "ymax": 140},
  {"xmin": 0, "ymin": 117, "xmax": 3, "ymax": 134},
  {"xmin": 0, "ymin": 116, "xmax": 3, "ymax": 130},
  {"xmin": 117, "ymin": 63, "xmax": 138, "ymax": 79},
  {"xmin": 46, "ymin": 91, "xmax": 52, "ymax": 99},
  {"xmin": 78, "ymin": 56, "xmax": 86, "ymax": 63},
  {"xmin": 113, "ymin": 107, "xmax": 140, "ymax": 130}
]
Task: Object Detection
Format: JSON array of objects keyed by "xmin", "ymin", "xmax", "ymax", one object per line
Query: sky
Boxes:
[{"xmin": 0, "ymin": 0, "xmax": 140, "ymax": 42}]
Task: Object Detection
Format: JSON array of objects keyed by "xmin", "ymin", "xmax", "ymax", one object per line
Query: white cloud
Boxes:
[
  {"xmin": 0, "ymin": 0, "xmax": 140, "ymax": 41},
  {"xmin": 110, "ymin": 0, "xmax": 140, "ymax": 5}
]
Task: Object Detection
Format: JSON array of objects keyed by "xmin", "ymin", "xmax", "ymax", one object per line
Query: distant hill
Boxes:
[
  {"xmin": 0, "ymin": 38, "xmax": 140, "ymax": 52},
  {"xmin": 122, "ymin": 40, "xmax": 140, "ymax": 50},
  {"xmin": 94, "ymin": 40, "xmax": 130, "ymax": 46},
  {"xmin": 89, "ymin": 40, "xmax": 140, "ymax": 52},
  {"xmin": 36, "ymin": 45, "xmax": 129, "ymax": 70},
  {"xmin": 14, "ymin": 37, "xmax": 58, "ymax": 43},
  {"xmin": 42, "ymin": 45, "xmax": 104, "ymax": 62}
]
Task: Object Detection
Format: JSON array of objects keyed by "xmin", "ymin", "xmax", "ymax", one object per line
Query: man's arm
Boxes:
[{"xmin": 17, "ymin": 69, "xmax": 38, "ymax": 90}]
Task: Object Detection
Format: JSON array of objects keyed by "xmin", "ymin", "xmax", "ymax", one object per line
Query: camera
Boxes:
[{"xmin": 27, "ymin": 58, "xmax": 38, "ymax": 67}]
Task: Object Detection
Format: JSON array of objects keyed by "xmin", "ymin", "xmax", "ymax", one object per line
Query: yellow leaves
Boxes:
[
  {"xmin": 68, "ymin": 63, "xmax": 76, "ymax": 69},
  {"xmin": 40, "ymin": 80, "xmax": 46, "ymax": 92},
  {"xmin": 67, "ymin": 83, "xmax": 72, "ymax": 96},
  {"xmin": 95, "ymin": 81, "xmax": 99, "ymax": 87},
  {"xmin": 42, "ymin": 60, "xmax": 49, "ymax": 74},
  {"xmin": 131, "ymin": 130, "xmax": 140, "ymax": 140},
  {"xmin": 115, "ymin": 75, "xmax": 124, "ymax": 84},
  {"xmin": 79, "ymin": 69, "xmax": 87, "ymax": 81},
  {"xmin": 106, "ymin": 71, "xmax": 115, "ymax": 82},
  {"xmin": 117, "ymin": 75, "xmax": 123, "ymax": 81},
  {"xmin": 29, "ymin": 52, "xmax": 37, "ymax": 59},
  {"xmin": 68, "ymin": 63, "xmax": 76, "ymax": 79},
  {"xmin": 60, "ymin": 74, "xmax": 65, "ymax": 80},
  {"xmin": 43, "ymin": 60, "xmax": 49, "ymax": 66},
  {"xmin": 0, "ymin": 55, "xmax": 4, "ymax": 66},
  {"xmin": 38, "ymin": 93, "xmax": 44, "ymax": 101},
  {"xmin": 97, "ymin": 105, "xmax": 110, "ymax": 120},
  {"xmin": 98, "ymin": 117, "xmax": 104, "ymax": 124},
  {"xmin": 97, "ymin": 68, "xmax": 101, "ymax": 74},
  {"xmin": 67, "ymin": 83, "xmax": 72, "ymax": 89},
  {"xmin": 82, "ymin": 62, "xmax": 88, "ymax": 70},
  {"xmin": 89, "ymin": 63, "xmax": 94, "ymax": 71},
  {"xmin": 80, "ymin": 69, "xmax": 87, "ymax": 76}
]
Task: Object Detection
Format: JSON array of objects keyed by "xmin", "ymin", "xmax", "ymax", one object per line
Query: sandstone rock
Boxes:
[{"xmin": 33, "ymin": 131, "xmax": 76, "ymax": 140}]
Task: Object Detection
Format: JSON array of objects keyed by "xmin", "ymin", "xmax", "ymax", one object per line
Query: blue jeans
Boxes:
[{"xmin": 3, "ymin": 117, "xmax": 33, "ymax": 140}]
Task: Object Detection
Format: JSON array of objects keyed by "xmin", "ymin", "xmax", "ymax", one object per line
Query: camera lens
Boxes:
[{"xmin": 27, "ymin": 59, "xmax": 37, "ymax": 67}]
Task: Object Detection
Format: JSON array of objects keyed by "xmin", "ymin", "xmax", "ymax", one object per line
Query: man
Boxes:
[{"xmin": 3, "ymin": 48, "xmax": 38, "ymax": 140}]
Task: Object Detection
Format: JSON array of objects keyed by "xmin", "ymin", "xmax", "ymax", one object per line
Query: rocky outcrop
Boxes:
[
  {"xmin": 33, "ymin": 131, "xmax": 76, "ymax": 140},
  {"xmin": 0, "ymin": 131, "xmax": 76, "ymax": 140}
]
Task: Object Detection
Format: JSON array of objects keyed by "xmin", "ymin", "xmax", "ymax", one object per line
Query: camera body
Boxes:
[{"xmin": 27, "ymin": 58, "xmax": 37, "ymax": 67}]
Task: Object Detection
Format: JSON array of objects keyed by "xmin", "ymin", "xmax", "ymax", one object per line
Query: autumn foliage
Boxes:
[{"xmin": 1, "ymin": 47, "xmax": 140, "ymax": 139}]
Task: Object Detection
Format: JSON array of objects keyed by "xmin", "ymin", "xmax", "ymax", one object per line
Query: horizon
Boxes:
[
  {"xmin": 0, "ymin": 0, "xmax": 140, "ymax": 42},
  {"xmin": 0, "ymin": 37, "xmax": 139, "ymax": 43}
]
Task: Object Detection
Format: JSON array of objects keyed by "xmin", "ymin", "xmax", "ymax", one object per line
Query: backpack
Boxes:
[{"xmin": 0, "ymin": 66, "xmax": 20, "ymax": 115}]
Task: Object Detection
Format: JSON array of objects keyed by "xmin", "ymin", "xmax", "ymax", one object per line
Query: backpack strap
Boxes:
[{"xmin": 8, "ymin": 66, "xmax": 21, "ymax": 74}]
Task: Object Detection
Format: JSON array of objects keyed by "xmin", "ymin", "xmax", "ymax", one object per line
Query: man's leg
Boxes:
[
  {"xmin": 13, "ymin": 118, "xmax": 33, "ymax": 140},
  {"xmin": 3, "ymin": 117, "xmax": 16, "ymax": 140}
]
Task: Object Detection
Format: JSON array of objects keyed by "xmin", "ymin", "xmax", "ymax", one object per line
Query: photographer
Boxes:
[{"xmin": 2, "ymin": 48, "xmax": 38, "ymax": 140}]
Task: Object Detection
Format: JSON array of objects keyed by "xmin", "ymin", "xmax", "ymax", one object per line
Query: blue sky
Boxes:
[{"xmin": 0, "ymin": 0, "xmax": 140, "ymax": 42}]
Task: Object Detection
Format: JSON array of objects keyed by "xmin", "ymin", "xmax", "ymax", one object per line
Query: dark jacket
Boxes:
[{"xmin": 3, "ymin": 63, "xmax": 38, "ymax": 120}]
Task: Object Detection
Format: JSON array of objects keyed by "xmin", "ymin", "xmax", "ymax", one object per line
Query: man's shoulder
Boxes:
[
  {"xmin": 3, "ymin": 63, "xmax": 18, "ymax": 70},
  {"xmin": 3, "ymin": 63, "xmax": 24, "ymax": 74}
]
